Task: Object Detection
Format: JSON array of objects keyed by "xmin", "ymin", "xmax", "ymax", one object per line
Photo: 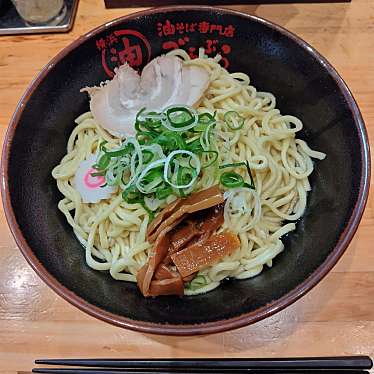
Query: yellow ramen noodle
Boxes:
[{"xmin": 52, "ymin": 49, "xmax": 326, "ymax": 295}]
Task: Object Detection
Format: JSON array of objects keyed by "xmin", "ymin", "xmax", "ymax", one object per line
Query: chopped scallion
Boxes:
[
  {"xmin": 219, "ymin": 162, "xmax": 247, "ymax": 169},
  {"xmin": 185, "ymin": 275, "xmax": 208, "ymax": 291},
  {"xmin": 220, "ymin": 172, "xmax": 245, "ymax": 188},
  {"xmin": 201, "ymin": 150, "xmax": 218, "ymax": 169},
  {"xmin": 122, "ymin": 185, "xmax": 143, "ymax": 204},
  {"xmin": 224, "ymin": 111, "xmax": 245, "ymax": 131}
]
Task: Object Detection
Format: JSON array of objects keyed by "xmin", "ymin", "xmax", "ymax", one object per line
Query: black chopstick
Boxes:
[
  {"xmin": 34, "ymin": 356, "xmax": 373, "ymax": 370},
  {"xmin": 32, "ymin": 370, "xmax": 372, "ymax": 374}
]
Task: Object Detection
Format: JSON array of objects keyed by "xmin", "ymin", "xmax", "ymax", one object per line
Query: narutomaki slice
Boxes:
[{"xmin": 171, "ymin": 231, "xmax": 240, "ymax": 278}]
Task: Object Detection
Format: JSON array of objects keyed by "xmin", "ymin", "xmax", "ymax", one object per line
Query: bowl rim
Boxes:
[{"xmin": 1, "ymin": 5, "xmax": 370, "ymax": 336}]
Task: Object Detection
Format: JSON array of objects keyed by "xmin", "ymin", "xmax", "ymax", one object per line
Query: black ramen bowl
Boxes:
[{"xmin": 1, "ymin": 6, "xmax": 370, "ymax": 335}]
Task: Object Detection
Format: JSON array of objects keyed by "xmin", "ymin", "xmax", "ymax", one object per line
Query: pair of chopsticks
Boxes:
[{"xmin": 33, "ymin": 356, "xmax": 373, "ymax": 374}]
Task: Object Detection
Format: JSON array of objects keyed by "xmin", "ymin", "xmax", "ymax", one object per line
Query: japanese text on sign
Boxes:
[{"xmin": 157, "ymin": 20, "xmax": 235, "ymax": 38}]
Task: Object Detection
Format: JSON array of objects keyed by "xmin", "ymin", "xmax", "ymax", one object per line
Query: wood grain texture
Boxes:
[
  {"xmin": 105, "ymin": 0, "xmax": 352, "ymax": 7},
  {"xmin": 0, "ymin": 0, "xmax": 373, "ymax": 371}
]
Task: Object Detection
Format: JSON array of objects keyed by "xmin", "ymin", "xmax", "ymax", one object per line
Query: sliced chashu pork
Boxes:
[{"xmin": 83, "ymin": 56, "xmax": 210, "ymax": 138}]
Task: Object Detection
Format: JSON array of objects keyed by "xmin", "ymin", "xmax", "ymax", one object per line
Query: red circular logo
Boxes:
[{"xmin": 96, "ymin": 29, "xmax": 152, "ymax": 78}]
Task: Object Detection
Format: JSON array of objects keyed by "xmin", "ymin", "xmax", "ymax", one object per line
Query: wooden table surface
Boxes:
[{"xmin": 0, "ymin": 0, "xmax": 373, "ymax": 371}]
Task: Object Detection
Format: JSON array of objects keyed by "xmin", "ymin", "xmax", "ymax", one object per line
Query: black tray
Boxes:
[{"xmin": 0, "ymin": 0, "xmax": 79, "ymax": 35}]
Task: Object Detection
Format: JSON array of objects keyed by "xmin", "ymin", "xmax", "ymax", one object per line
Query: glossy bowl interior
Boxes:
[{"xmin": 1, "ymin": 6, "xmax": 370, "ymax": 335}]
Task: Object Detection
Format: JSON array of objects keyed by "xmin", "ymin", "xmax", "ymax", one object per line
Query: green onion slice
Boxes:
[
  {"xmin": 90, "ymin": 171, "xmax": 105, "ymax": 177},
  {"xmin": 164, "ymin": 150, "xmax": 201, "ymax": 189},
  {"xmin": 177, "ymin": 166, "xmax": 197, "ymax": 187},
  {"xmin": 97, "ymin": 107, "xmax": 257, "ymax": 208},
  {"xmin": 122, "ymin": 185, "xmax": 143, "ymax": 204},
  {"xmin": 93, "ymin": 154, "xmax": 111, "ymax": 171},
  {"xmin": 135, "ymin": 108, "xmax": 164, "ymax": 134},
  {"xmin": 187, "ymin": 138, "xmax": 203, "ymax": 153},
  {"xmin": 136, "ymin": 130, "xmax": 159, "ymax": 140},
  {"xmin": 219, "ymin": 161, "xmax": 256, "ymax": 190},
  {"xmin": 140, "ymin": 144, "xmax": 164, "ymax": 165},
  {"xmin": 97, "ymin": 141, "xmax": 107, "ymax": 153},
  {"xmin": 102, "ymin": 143, "xmax": 134, "ymax": 158},
  {"xmin": 191, "ymin": 112, "xmax": 216, "ymax": 133},
  {"xmin": 200, "ymin": 150, "xmax": 218, "ymax": 169},
  {"xmin": 141, "ymin": 201, "xmax": 155, "ymax": 221},
  {"xmin": 151, "ymin": 131, "xmax": 187, "ymax": 152},
  {"xmin": 156, "ymin": 185, "xmax": 173, "ymax": 200},
  {"xmin": 219, "ymin": 161, "xmax": 247, "ymax": 169},
  {"xmin": 138, "ymin": 167, "xmax": 164, "ymax": 194},
  {"xmin": 161, "ymin": 105, "xmax": 198, "ymax": 132},
  {"xmin": 142, "ymin": 149, "xmax": 154, "ymax": 164},
  {"xmin": 199, "ymin": 112, "xmax": 216, "ymax": 125},
  {"xmin": 185, "ymin": 275, "xmax": 208, "ymax": 291},
  {"xmin": 106, "ymin": 163, "xmax": 126, "ymax": 186},
  {"xmin": 136, "ymin": 159, "xmax": 166, "ymax": 194},
  {"xmin": 220, "ymin": 172, "xmax": 245, "ymax": 188},
  {"xmin": 200, "ymin": 122, "xmax": 216, "ymax": 151},
  {"xmin": 224, "ymin": 111, "xmax": 245, "ymax": 131}
]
